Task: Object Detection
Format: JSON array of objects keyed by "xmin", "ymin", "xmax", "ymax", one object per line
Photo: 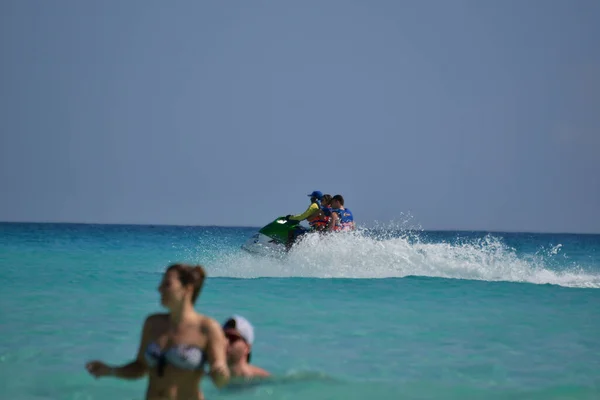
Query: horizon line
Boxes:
[{"xmin": 0, "ymin": 219, "xmax": 598, "ymax": 236}]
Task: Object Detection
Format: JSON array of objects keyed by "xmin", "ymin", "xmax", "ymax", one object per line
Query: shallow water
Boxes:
[{"xmin": 1, "ymin": 223, "xmax": 599, "ymax": 399}]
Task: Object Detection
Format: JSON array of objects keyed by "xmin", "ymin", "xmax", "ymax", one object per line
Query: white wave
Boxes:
[{"xmin": 204, "ymin": 227, "xmax": 600, "ymax": 289}]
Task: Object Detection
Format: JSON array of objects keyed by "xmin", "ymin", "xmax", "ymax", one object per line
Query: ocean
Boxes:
[{"xmin": 1, "ymin": 222, "xmax": 599, "ymax": 399}]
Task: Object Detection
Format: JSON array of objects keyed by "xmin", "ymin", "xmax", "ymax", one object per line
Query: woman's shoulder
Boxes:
[
  {"xmin": 198, "ymin": 314, "xmax": 223, "ymax": 335},
  {"xmin": 143, "ymin": 312, "xmax": 169, "ymax": 327}
]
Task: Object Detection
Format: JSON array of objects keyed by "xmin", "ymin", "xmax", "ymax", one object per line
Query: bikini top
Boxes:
[{"xmin": 144, "ymin": 341, "xmax": 207, "ymax": 376}]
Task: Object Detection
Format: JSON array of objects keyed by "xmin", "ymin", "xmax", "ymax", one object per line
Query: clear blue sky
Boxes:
[{"xmin": 1, "ymin": 0, "xmax": 599, "ymax": 233}]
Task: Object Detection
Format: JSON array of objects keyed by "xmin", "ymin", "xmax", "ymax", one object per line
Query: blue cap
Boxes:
[{"xmin": 308, "ymin": 191, "xmax": 323, "ymax": 199}]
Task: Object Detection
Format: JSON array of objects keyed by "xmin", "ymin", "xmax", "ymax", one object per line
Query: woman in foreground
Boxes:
[{"xmin": 85, "ymin": 263, "xmax": 230, "ymax": 400}]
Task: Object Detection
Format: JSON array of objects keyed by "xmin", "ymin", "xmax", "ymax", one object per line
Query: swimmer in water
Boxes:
[
  {"xmin": 85, "ymin": 263, "xmax": 230, "ymax": 400},
  {"xmin": 223, "ymin": 315, "xmax": 270, "ymax": 380}
]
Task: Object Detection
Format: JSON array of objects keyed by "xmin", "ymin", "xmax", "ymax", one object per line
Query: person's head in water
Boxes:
[
  {"xmin": 158, "ymin": 263, "xmax": 206, "ymax": 310},
  {"xmin": 222, "ymin": 315, "xmax": 271, "ymax": 378},
  {"xmin": 223, "ymin": 315, "xmax": 254, "ymax": 363}
]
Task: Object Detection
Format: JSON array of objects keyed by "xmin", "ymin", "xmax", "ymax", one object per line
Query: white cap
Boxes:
[{"xmin": 223, "ymin": 315, "xmax": 254, "ymax": 345}]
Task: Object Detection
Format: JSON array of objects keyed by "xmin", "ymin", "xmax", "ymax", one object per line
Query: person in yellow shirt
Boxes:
[
  {"xmin": 286, "ymin": 191, "xmax": 323, "ymax": 222},
  {"xmin": 284, "ymin": 190, "xmax": 323, "ymax": 249}
]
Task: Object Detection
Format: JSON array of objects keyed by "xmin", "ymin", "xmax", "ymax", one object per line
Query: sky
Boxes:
[{"xmin": 1, "ymin": 0, "xmax": 599, "ymax": 233}]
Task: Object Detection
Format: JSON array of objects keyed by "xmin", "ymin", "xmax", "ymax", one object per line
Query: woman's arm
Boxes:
[
  {"xmin": 86, "ymin": 314, "xmax": 156, "ymax": 379},
  {"xmin": 205, "ymin": 318, "xmax": 230, "ymax": 388}
]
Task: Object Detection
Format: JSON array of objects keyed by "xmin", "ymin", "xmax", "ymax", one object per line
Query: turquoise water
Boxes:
[{"xmin": 1, "ymin": 222, "xmax": 599, "ymax": 399}]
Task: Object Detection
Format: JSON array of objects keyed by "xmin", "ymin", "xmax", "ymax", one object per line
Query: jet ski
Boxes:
[{"xmin": 241, "ymin": 216, "xmax": 308, "ymax": 256}]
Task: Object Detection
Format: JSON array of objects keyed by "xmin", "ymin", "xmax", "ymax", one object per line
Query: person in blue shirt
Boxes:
[{"xmin": 327, "ymin": 194, "xmax": 355, "ymax": 232}]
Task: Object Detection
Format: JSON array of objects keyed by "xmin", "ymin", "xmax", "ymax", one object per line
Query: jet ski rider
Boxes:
[
  {"xmin": 284, "ymin": 190, "xmax": 324, "ymax": 248},
  {"xmin": 327, "ymin": 194, "xmax": 355, "ymax": 232},
  {"xmin": 308, "ymin": 194, "xmax": 332, "ymax": 232}
]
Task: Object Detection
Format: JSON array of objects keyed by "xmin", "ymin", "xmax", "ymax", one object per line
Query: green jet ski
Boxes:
[{"xmin": 241, "ymin": 216, "xmax": 308, "ymax": 256}]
